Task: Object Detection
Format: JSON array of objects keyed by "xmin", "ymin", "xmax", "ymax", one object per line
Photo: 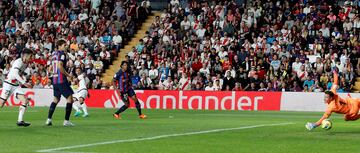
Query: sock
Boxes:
[
  {"xmin": 47, "ymin": 102, "xmax": 57, "ymax": 119},
  {"xmin": 73, "ymin": 102, "xmax": 81, "ymax": 112},
  {"xmin": 18, "ymin": 105, "xmax": 27, "ymax": 122},
  {"xmin": 115, "ymin": 105, "xmax": 128, "ymax": 115},
  {"xmin": 65, "ymin": 103, "xmax": 72, "ymax": 121},
  {"xmin": 135, "ymin": 102, "xmax": 142, "ymax": 115},
  {"xmin": 81, "ymin": 103, "xmax": 88, "ymax": 115}
]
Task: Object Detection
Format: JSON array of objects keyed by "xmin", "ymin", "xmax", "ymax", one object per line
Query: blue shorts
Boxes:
[
  {"xmin": 121, "ymin": 88, "xmax": 135, "ymax": 97},
  {"xmin": 53, "ymin": 83, "xmax": 74, "ymax": 99},
  {"xmin": 120, "ymin": 88, "xmax": 136, "ymax": 103}
]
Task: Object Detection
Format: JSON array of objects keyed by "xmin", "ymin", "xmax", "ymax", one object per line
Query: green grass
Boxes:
[{"xmin": 1, "ymin": 107, "xmax": 360, "ymax": 153}]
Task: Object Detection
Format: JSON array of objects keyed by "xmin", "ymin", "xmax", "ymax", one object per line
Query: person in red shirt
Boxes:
[
  {"xmin": 222, "ymin": 56, "xmax": 231, "ymax": 71},
  {"xmin": 191, "ymin": 58, "xmax": 202, "ymax": 72}
]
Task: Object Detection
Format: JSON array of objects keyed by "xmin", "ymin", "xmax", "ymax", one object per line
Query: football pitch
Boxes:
[{"xmin": 0, "ymin": 107, "xmax": 360, "ymax": 153}]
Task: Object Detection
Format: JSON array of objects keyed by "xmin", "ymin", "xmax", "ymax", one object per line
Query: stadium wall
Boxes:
[{"xmin": 1, "ymin": 89, "xmax": 358, "ymax": 112}]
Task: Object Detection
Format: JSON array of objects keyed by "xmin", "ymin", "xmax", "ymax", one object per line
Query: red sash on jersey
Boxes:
[
  {"xmin": 193, "ymin": 21, "xmax": 199, "ymax": 29},
  {"xmin": 181, "ymin": 78, "xmax": 190, "ymax": 90},
  {"xmin": 223, "ymin": 38, "xmax": 228, "ymax": 45}
]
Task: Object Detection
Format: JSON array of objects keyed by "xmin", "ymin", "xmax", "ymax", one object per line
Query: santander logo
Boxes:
[{"xmin": 101, "ymin": 90, "xmax": 282, "ymax": 111}]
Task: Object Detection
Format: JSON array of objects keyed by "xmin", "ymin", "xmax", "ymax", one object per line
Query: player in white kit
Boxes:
[
  {"xmin": 0, "ymin": 49, "xmax": 34, "ymax": 127},
  {"xmin": 72, "ymin": 68, "xmax": 89, "ymax": 117}
]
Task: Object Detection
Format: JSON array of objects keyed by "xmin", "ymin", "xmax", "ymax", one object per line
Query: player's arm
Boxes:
[
  {"xmin": 306, "ymin": 109, "xmax": 332, "ymax": 131},
  {"xmin": 315, "ymin": 109, "xmax": 332, "ymax": 126},
  {"xmin": 57, "ymin": 61, "xmax": 71, "ymax": 78},
  {"xmin": 13, "ymin": 68, "xmax": 32, "ymax": 88},
  {"xmin": 330, "ymin": 69, "xmax": 339, "ymax": 94},
  {"xmin": 113, "ymin": 71, "xmax": 121, "ymax": 93}
]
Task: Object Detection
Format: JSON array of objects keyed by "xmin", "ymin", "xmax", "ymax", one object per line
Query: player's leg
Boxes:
[
  {"xmin": 113, "ymin": 92, "xmax": 129, "ymax": 119},
  {"xmin": 344, "ymin": 99, "xmax": 360, "ymax": 121},
  {"xmin": 129, "ymin": 89, "xmax": 146, "ymax": 119},
  {"xmin": 79, "ymin": 97, "xmax": 89, "ymax": 117},
  {"xmin": 344, "ymin": 114, "xmax": 360, "ymax": 121},
  {"xmin": 62, "ymin": 83, "xmax": 75, "ymax": 126},
  {"xmin": 46, "ymin": 84, "xmax": 61, "ymax": 126},
  {"xmin": 15, "ymin": 89, "xmax": 31, "ymax": 127},
  {"xmin": 0, "ymin": 82, "xmax": 15, "ymax": 107},
  {"xmin": 72, "ymin": 96, "xmax": 82, "ymax": 117}
]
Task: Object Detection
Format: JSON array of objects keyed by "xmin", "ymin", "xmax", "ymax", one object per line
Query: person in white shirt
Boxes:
[
  {"xmin": 213, "ymin": 80, "xmax": 221, "ymax": 91},
  {"xmin": 78, "ymin": 10, "xmax": 88, "ymax": 21},
  {"xmin": 179, "ymin": 73, "xmax": 191, "ymax": 90},
  {"xmin": 319, "ymin": 24, "xmax": 330, "ymax": 38},
  {"xmin": 170, "ymin": 0, "xmax": 179, "ymax": 6},
  {"xmin": 303, "ymin": 4, "xmax": 311, "ymax": 15},
  {"xmin": 292, "ymin": 57, "xmax": 303, "ymax": 73},
  {"xmin": 205, "ymin": 82, "xmax": 216, "ymax": 91},
  {"xmin": 148, "ymin": 65, "xmax": 159, "ymax": 81},
  {"xmin": 225, "ymin": 66, "xmax": 236, "ymax": 78},
  {"xmin": 196, "ymin": 24, "xmax": 206, "ymax": 40},
  {"xmin": 44, "ymin": 79, "xmax": 53, "ymax": 89},
  {"xmin": 199, "ymin": 64, "xmax": 210, "ymax": 76},
  {"xmin": 343, "ymin": 18, "xmax": 353, "ymax": 31},
  {"xmin": 72, "ymin": 68, "xmax": 90, "ymax": 118},
  {"xmin": 112, "ymin": 31, "xmax": 122, "ymax": 52},
  {"xmin": 161, "ymin": 77, "xmax": 173, "ymax": 90},
  {"xmin": 0, "ymin": 49, "xmax": 33, "ymax": 127},
  {"xmin": 180, "ymin": 16, "xmax": 191, "ymax": 31},
  {"xmin": 22, "ymin": 17, "xmax": 32, "ymax": 32}
]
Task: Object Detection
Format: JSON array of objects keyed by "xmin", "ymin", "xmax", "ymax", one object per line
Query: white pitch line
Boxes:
[
  {"xmin": 0, "ymin": 110, "xmax": 39, "ymax": 113},
  {"xmin": 36, "ymin": 122, "xmax": 294, "ymax": 153}
]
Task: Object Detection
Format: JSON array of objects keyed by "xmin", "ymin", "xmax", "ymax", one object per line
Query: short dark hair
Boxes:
[
  {"xmin": 325, "ymin": 90, "xmax": 335, "ymax": 97},
  {"xmin": 121, "ymin": 61, "xmax": 128, "ymax": 66},
  {"xmin": 56, "ymin": 39, "xmax": 67, "ymax": 47},
  {"xmin": 22, "ymin": 48, "xmax": 33, "ymax": 55}
]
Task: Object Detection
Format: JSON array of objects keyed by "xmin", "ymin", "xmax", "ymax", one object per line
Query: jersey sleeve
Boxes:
[
  {"xmin": 113, "ymin": 70, "xmax": 121, "ymax": 81},
  {"xmin": 330, "ymin": 72, "xmax": 339, "ymax": 95},
  {"xmin": 13, "ymin": 68, "xmax": 26, "ymax": 84},
  {"xmin": 59, "ymin": 52, "xmax": 66, "ymax": 63}
]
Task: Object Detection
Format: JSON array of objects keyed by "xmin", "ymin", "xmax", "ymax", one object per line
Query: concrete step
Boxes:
[
  {"xmin": 356, "ymin": 77, "xmax": 360, "ymax": 82},
  {"xmin": 101, "ymin": 11, "xmax": 159, "ymax": 83},
  {"xmin": 353, "ymin": 82, "xmax": 360, "ymax": 90}
]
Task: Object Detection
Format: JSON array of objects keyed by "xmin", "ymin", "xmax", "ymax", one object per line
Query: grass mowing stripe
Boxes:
[{"xmin": 36, "ymin": 122, "xmax": 294, "ymax": 153}]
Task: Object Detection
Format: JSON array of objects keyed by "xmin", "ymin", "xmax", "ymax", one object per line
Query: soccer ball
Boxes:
[{"xmin": 321, "ymin": 119, "xmax": 332, "ymax": 130}]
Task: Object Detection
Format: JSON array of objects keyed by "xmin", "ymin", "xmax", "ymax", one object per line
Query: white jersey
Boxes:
[
  {"xmin": 73, "ymin": 73, "xmax": 88, "ymax": 100},
  {"xmin": 77, "ymin": 74, "xmax": 87, "ymax": 91},
  {"xmin": 1, "ymin": 58, "xmax": 27, "ymax": 100},
  {"xmin": 5, "ymin": 58, "xmax": 27, "ymax": 85}
]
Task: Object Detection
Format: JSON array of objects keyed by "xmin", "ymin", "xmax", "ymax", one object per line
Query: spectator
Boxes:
[
  {"xmin": 303, "ymin": 76, "xmax": 315, "ymax": 89},
  {"xmin": 131, "ymin": 70, "xmax": 141, "ymax": 88},
  {"xmin": 223, "ymin": 71, "xmax": 235, "ymax": 90}
]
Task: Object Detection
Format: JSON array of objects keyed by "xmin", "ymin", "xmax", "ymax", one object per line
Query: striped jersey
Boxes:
[
  {"xmin": 114, "ymin": 69, "xmax": 132, "ymax": 93},
  {"xmin": 52, "ymin": 50, "xmax": 68, "ymax": 84}
]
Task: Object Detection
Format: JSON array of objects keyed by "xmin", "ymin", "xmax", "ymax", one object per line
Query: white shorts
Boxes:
[
  {"xmin": 1, "ymin": 82, "xmax": 24, "ymax": 100},
  {"xmin": 73, "ymin": 89, "xmax": 88, "ymax": 101}
]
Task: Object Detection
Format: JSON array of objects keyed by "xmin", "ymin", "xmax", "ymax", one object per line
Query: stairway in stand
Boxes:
[
  {"xmin": 101, "ymin": 11, "xmax": 161, "ymax": 83},
  {"xmin": 352, "ymin": 77, "xmax": 360, "ymax": 93}
]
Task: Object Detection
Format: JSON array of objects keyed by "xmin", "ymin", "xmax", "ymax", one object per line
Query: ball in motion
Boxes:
[{"xmin": 321, "ymin": 119, "xmax": 332, "ymax": 130}]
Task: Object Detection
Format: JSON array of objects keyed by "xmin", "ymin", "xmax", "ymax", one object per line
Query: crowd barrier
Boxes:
[{"xmin": 1, "ymin": 89, "xmax": 359, "ymax": 112}]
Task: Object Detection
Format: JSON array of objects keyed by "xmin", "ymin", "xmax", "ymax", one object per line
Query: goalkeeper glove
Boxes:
[{"xmin": 305, "ymin": 122, "xmax": 318, "ymax": 131}]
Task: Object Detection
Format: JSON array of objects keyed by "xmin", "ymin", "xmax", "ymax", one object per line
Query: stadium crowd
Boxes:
[
  {"xmin": 0, "ymin": 0, "xmax": 359, "ymax": 93},
  {"xmin": 0, "ymin": 0, "xmax": 151, "ymax": 89},
  {"xmin": 125, "ymin": 0, "xmax": 360, "ymax": 92}
]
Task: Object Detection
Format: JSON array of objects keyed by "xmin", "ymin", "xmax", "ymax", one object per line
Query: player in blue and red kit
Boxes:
[
  {"xmin": 46, "ymin": 39, "xmax": 75, "ymax": 126},
  {"xmin": 113, "ymin": 61, "xmax": 147, "ymax": 119}
]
